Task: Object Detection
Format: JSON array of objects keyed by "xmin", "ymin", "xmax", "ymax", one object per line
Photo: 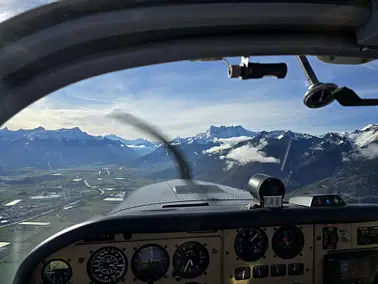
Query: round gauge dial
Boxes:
[
  {"xmin": 272, "ymin": 226, "xmax": 304, "ymax": 259},
  {"xmin": 172, "ymin": 241, "xmax": 209, "ymax": 279},
  {"xmin": 234, "ymin": 228, "xmax": 268, "ymax": 262},
  {"xmin": 131, "ymin": 244, "xmax": 170, "ymax": 282},
  {"xmin": 41, "ymin": 259, "xmax": 72, "ymax": 284},
  {"xmin": 87, "ymin": 246, "xmax": 127, "ymax": 284}
]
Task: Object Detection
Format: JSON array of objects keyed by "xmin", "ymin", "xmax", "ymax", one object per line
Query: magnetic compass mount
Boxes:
[
  {"xmin": 303, "ymin": 82, "xmax": 338, "ymax": 108},
  {"xmin": 297, "ymin": 55, "xmax": 378, "ymax": 108},
  {"xmin": 247, "ymin": 173, "xmax": 285, "ymax": 209},
  {"xmin": 228, "ymin": 56, "xmax": 288, "ymax": 80},
  {"xmin": 297, "ymin": 55, "xmax": 338, "ymax": 108}
]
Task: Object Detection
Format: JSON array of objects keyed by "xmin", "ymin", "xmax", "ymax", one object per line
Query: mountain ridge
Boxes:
[
  {"xmin": 104, "ymin": 135, "xmax": 159, "ymax": 156},
  {"xmin": 4, "ymin": 124, "xmax": 377, "ymax": 144},
  {"xmin": 171, "ymin": 125, "xmax": 257, "ymax": 144},
  {"xmin": 2, "ymin": 124, "xmax": 378, "ymax": 202},
  {"xmin": 2, "ymin": 124, "xmax": 378, "ymax": 174},
  {"xmin": 0, "ymin": 127, "xmax": 139, "ymax": 169}
]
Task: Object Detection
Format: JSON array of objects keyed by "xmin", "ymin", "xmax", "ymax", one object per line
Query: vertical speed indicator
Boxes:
[{"xmin": 234, "ymin": 228, "xmax": 268, "ymax": 262}]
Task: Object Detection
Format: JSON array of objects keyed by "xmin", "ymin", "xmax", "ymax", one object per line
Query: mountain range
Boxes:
[
  {"xmin": 171, "ymin": 125, "xmax": 257, "ymax": 144},
  {"xmin": 1, "ymin": 124, "xmax": 378, "ymax": 201},
  {"xmin": 0, "ymin": 127, "xmax": 139, "ymax": 169},
  {"xmin": 136, "ymin": 124, "xmax": 378, "ymax": 201},
  {"xmin": 104, "ymin": 135, "xmax": 160, "ymax": 156}
]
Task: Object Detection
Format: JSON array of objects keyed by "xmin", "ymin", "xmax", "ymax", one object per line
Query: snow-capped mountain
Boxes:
[
  {"xmin": 0, "ymin": 127, "xmax": 138, "ymax": 168},
  {"xmin": 136, "ymin": 124, "xmax": 378, "ymax": 171},
  {"xmin": 134, "ymin": 125, "xmax": 255, "ymax": 167},
  {"xmin": 193, "ymin": 124, "xmax": 378, "ymax": 194},
  {"xmin": 0, "ymin": 126, "xmax": 97, "ymax": 141},
  {"xmin": 136, "ymin": 126, "xmax": 321, "ymax": 170},
  {"xmin": 199, "ymin": 124, "xmax": 378, "ymax": 170},
  {"xmin": 171, "ymin": 125, "xmax": 320, "ymax": 145},
  {"xmin": 344, "ymin": 124, "xmax": 378, "ymax": 147},
  {"xmin": 104, "ymin": 135, "xmax": 159, "ymax": 156},
  {"xmin": 2, "ymin": 124, "xmax": 378, "ymax": 182},
  {"xmin": 140, "ymin": 123, "xmax": 378, "ymax": 199},
  {"xmin": 171, "ymin": 125, "xmax": 257, "ymax": 144}
]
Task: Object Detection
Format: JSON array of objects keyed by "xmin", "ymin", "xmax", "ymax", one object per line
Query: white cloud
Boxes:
[
  {"xmin": 203, "ymin": 136, "xmax": 252, "ymax": 154},
  {"xmin": 126, "ymin": 144, "xmax": 146, "ymax": 148},
  {"xmin": 225, "ymin": 144, "xmax": 280, "ymax": 167},
  {"xmin": 345, "ymin": 144, "xmax": 378, "ymax": 162},
  {"xmin": 70, "ymin": 95, "xmax": 112, "ymax": 104},
  {"xmin": 207, "ymin": 137, "xmax": 280, "ymax": 170},
  {"xmin": 358, "ymin": 144, "xmax": 378, "ymax": 160}
]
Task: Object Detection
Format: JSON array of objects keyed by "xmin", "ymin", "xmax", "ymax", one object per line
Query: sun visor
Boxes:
[{"xmin": 357, "ymin": 2, "xmax": 378, "ymax": 47}]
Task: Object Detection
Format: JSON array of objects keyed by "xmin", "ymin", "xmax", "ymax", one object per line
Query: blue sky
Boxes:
[{"xmin": 2, "ymin": 1, "xmax": 378, "ymax": 140}]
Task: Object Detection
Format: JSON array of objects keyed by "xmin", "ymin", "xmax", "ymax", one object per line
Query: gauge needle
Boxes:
[
  {"xmin": 149, "ymin": 247, "xmax": 153, "ymax": 263},
  {"xmin": 250, "ymin": 234, "xmax": 257, "ymax": 243},
  {"xmin": 184, "ymin": 259, "xmax": 193, "ymax": 272},
  {"xmin": 135, "ymin": 260, "xmax": 149, "ymax": 263}
]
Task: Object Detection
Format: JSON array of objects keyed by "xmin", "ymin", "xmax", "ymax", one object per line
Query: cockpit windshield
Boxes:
[{"xmin": 1, "ymin": 56, "xmax": 377, "ymax": 283}]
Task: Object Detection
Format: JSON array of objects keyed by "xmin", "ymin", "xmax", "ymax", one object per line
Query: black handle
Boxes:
[{"xmin": 244, "ymin": 63, "xmax": 288, "ymax": 79}]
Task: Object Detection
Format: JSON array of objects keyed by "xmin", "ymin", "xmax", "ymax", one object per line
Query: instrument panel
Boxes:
[{"xmin": 31, "ymin": 221, "xmax": 378, "ymax": 284}]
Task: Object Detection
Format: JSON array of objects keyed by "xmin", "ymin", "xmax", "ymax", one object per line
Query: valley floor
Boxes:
[{"xmin": 0, "ymin": 166, "xmax": 157, "ymax": 283}]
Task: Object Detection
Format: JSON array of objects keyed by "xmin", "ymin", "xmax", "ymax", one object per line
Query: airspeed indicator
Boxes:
[{"xmin": 87, "ymin": 246, "xmax": 127, "ymax": 284}]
